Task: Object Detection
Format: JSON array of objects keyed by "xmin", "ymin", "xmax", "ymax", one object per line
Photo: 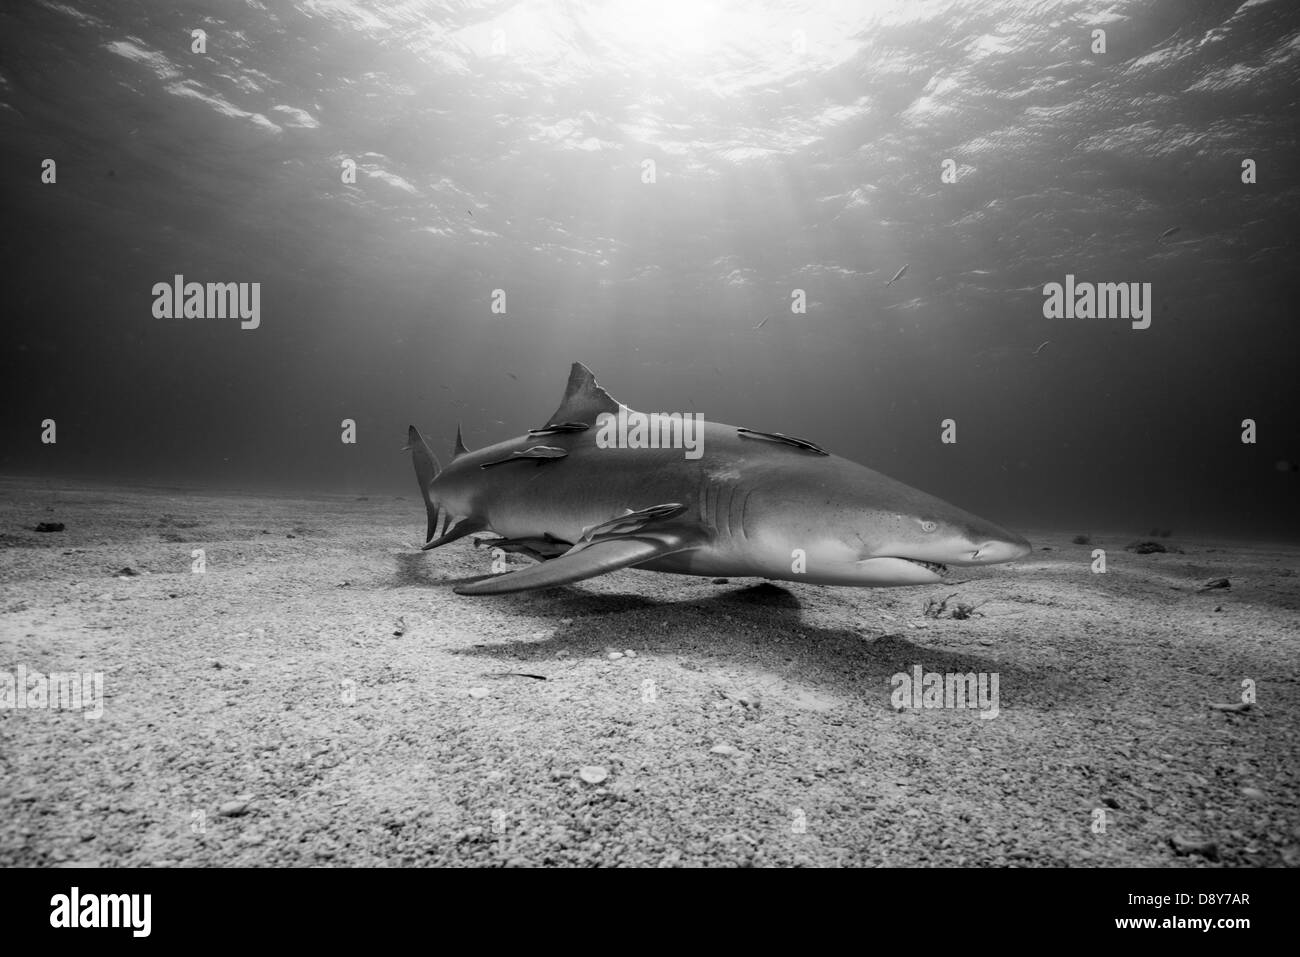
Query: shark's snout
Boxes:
[{"xmin": 961, "ymin": 534, "xmax": 1032, "ymax": 564}]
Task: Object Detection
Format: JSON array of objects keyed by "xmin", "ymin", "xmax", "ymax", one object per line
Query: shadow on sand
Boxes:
[{"xmin": 441, "ymin": 578, "xmax": 1077, "ymax": 706}]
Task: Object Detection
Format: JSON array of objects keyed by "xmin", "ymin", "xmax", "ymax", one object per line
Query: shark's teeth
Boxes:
[{"xmin": 903, "ymin": 559, "xmax": 947, "ymax": 575}]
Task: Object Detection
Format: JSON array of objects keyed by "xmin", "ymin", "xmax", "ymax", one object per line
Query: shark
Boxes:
[{"xmin": 408, "ymin": 363, "xmax": 1030, "ymax": 596}]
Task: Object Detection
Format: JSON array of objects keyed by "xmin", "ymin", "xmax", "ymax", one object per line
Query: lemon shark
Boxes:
[{"xmin": 408, "ymin": 363, "xmax": 1030, "ymax": 595}]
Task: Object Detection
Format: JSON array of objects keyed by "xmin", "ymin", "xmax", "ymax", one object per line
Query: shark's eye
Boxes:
[{"xmin": 919, "ymin": 520, "xmax": 937, "ymax": 533}]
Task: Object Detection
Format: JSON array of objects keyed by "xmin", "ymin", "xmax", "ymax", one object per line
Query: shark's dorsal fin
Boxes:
[
  {"xmin": 542, "ymin": 362, "xmax": 621, "ymax": 427},
  {"xmin": 453, "ymin": 424, "xmax": 470, "ymax": 458}
]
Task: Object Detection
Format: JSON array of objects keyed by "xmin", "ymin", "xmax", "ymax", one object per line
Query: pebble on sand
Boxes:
[
  {"xmin": 1127, "ymin": 541, "xmax": 1167, "ymax": 554},
  {"xmin": 608, "ymin": 652, "xmax": 624, "ymax": 660},
  {"xmin": 468, "ymin": 687, "xmax": 490, "ymax": 698},
  {"xmin": 710, "ymin": 744, "xmax": 739, "ymax": 756},
  {"xmin": 218, "ymin": 800, "xmax": 250, "ymax": 817},
  {"xmin": 578, "ymin": 766, "xmax": 608, "ymax": 784},
  {"xmin": 1168, "ymin": 834, "xmax": 1218, "ymax": 860}
]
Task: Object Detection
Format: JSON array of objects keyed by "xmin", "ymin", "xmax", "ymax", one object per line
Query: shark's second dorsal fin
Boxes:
[
  {"xmin": 543, "ymin": 362, "xmax": 621, "ymax": 427},
  {"xmin": 453, "ymin": 424, "xmax": 470, "ymax": 458}
]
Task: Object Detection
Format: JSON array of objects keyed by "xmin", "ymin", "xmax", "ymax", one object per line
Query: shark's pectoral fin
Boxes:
[{"xmin": 453, "ymin": 535, "xmax": 694, "ymax": 595}]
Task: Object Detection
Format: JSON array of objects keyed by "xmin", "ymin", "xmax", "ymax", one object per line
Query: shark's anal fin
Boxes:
[
  {"xmin": 453, "ymin": 536, "xmax": 691, "ymax": 595},
  {"xmin": 421, "ymin": 517, "xmax": 485, "ymax": 551},
  {"xmin": 737, "ymin": 427, "xmax": 830, "ymax": 456}
]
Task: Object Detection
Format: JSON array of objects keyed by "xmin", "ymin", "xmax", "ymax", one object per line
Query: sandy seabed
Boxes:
[{"xmin": 1, "ymin": 476, "xmax": 1297, "ymax": 867}]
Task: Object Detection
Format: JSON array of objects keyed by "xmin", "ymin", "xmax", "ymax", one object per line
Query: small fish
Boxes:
[
  {"xmin": 480, "ymin": 445, "xmax": 568, "ymax": 469},
  {"xmin": 1276, "ymin": 460, "xmax": 1298, "ymax": 473},
  {"xmin": 467, "ymin": 209, "xmax": 474, "ymax": 217},
  {"xmin": 885, "ymin": 263, "xmax": 909, "ymax": 286},
  {"xmin": 1032, "ymin": 340, "xmax": 1051, "ymax": 356},
  {"xmin": 753, "ymin": 316, "xmax": 770, "ymax": 330},
  {"xmin": 507, "ymin": 372, "xmax": 517, "ymax": 380},
  {"xmin": 528, "ymin": 421, "xmax": 589, "ymax": 435},
  {"xmin": 1159, "ymin": 226, "xmax": 1181, "ymax": 241},
  {"xmin": 737, "ymin": 427, "xmax": 829, "ymax": 456}
]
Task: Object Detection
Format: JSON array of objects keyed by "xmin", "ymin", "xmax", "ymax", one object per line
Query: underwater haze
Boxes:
[{"xmin": 3, "ymin": 0, "xmax": 1298, "ymax": 539}]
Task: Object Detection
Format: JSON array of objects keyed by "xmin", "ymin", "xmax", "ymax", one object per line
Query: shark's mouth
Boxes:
[{"xmin": 897, "ymin": 558, "xmax": 948, "ymax": 576}]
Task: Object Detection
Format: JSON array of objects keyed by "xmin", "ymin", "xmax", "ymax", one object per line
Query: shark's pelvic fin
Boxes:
[
  {"xmin": 453, "ymin": 536, "xmax": 690, "ymax": 595},
  {"xmin": 539, "ymin": 362, "xmax": 621, "ymax": 429},
  {"xmin": 737, "ymin": 427, "xmax": 830, "ymax": 456},
  {"xmin": 406, "ymin": 425, "xmax": 443, "ymax": 542},
  {"xmin": 453, "ymin": 424, "xmax": 471, "ymax": 458}
]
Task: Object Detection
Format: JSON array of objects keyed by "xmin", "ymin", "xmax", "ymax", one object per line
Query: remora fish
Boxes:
[{"xmin": 408, "ymin": 363, "xmax": 1030, "ymax": 595}]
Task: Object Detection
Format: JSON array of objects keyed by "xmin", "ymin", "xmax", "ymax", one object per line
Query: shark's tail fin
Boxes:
[{"xmin": 405, "ymin": 425, "xmax": 442, "ymax": 544}]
